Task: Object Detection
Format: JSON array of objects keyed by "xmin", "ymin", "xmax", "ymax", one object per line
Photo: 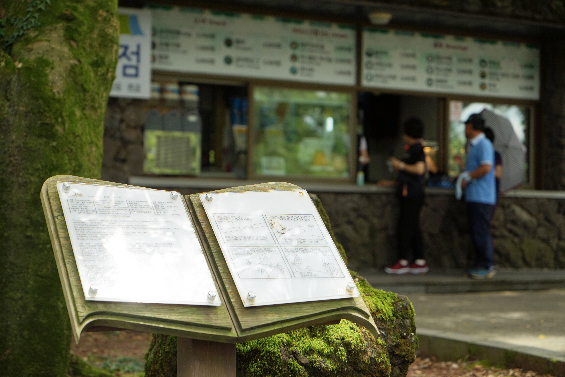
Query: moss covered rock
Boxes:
[
  {"xmin": 144, "ymin": 277, "xmax": 416, "ymax": 377},
  {"xmin": 234, "ymin": 320, "xmax": 389, "ymax": 377},
  {"xmin": 144, "ymin": 194, "xmax": 417, "ymax": 376}
]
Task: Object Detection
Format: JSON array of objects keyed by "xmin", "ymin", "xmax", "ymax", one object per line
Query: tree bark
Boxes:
[{"xmin": 0, "ymin": 1, "xmax": 118, "ymax": 375}]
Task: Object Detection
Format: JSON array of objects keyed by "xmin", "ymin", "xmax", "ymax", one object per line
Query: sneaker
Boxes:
[
  {"xmin": 468, "ymin": 268, "xmax": 496, "ymax": 279},
  {"xmin": 385, "ymin": 260, "xmax": 410, "ymax": 275},
  {"xmin": 488, "ymin": 265, "xmax": 497, "ymax": 277},
  {"xmin": 410, "ymin": 261, "xmax": 429, "ymax": 274}
]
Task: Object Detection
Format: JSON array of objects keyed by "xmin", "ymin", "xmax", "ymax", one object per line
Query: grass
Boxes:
[{"xmin": 85, "ymin": 355, "xmax": 145, "ymax": 376}]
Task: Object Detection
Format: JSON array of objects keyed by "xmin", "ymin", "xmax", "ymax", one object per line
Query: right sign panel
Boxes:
[{"xmin": 200, "ymin": 189, "xmax": 359, "ymax": 307}]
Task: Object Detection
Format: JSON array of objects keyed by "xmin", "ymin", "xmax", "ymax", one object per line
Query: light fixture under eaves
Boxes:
[{"xmin": 369, "ymin": 11, "xmax": 392, "ymax": 25}]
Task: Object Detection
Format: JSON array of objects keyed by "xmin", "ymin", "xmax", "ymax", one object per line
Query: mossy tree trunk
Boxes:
[{"xmin": 0, "ymin": 1, "xmax": 118, "ymax": 376}]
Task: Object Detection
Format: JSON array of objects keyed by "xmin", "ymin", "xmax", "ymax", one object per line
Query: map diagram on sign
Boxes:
[
  {"xmin": 267, "ymin": 215, "xmax": 327, "ymax": 246},
  {"xmin": 230, "ymin": 247, "xmax": 292, "ymax": 279},
  {"xmin": 215, "ymin": 214, "xmax": 276, "ymax": 246},
  {"xmin": 282, "ymin": 247, "xmax": 344, "ymax": 278},
  {"xmin": 200, "ymin": 189, "xmax": 358, "ymax": 307}
]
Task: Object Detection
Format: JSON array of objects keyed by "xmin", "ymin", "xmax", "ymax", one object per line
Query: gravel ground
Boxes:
[
  {"xmin": 407, "ymin": 357, "xmax": 555, "ymax": 377},
  {"xmin": 71, "ymin": 330, "xmax": 556, "ymax": 376}
]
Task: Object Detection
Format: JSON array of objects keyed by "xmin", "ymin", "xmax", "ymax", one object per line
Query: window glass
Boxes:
[
  {"xmin": 252, "ymin": 87, "xmax": 352, "ymax": 178},
  {"xmin": 448, "ymin": 101, "xmax": 531, "ymax": 184}
]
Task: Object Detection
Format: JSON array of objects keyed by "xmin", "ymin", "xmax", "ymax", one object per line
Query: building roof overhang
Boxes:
[{"xmin": 123, "ymin": 0, "xmax": 565, "ymax": 41}]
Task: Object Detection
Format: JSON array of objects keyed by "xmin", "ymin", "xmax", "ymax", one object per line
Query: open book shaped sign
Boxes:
[{"xmin": 42, "ymin": 176, "xmax": 378, "ymax": 343}]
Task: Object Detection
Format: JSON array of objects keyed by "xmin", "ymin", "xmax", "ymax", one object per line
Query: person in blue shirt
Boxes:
[{"xmin": 459, "ymin": 113, "xmax": 497, "ymax": 279}]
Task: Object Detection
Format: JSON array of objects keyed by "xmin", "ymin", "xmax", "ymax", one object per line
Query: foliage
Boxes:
[
  {"xmin": 101, "ymin": 357, "xmax": 145, "ymax": 374},
  {"xmin": 68, "ymin": 354, "xmax": 114, "ymax": 377},
  {"xmin": 1, "ymin": 0, "xmax": 51, "ymax": 53}
]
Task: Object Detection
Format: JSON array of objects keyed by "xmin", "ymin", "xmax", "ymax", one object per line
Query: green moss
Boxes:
[
  {"xmin": 144, "ymin": 334, "xmax": 178, "ymax": 377},
  {"xmin": 143, "ymin": 194, "xmax": 417, "ymax": 377},
  {"xmin": 0, "ymin": 1, "xmax": 118, "ymax": 376},
  {"xmin": 68, "ymin": 354, "xmax": 115, "ymax": 377},
  {"xmin": 353, "ymin": 274, "xmax": 398, "ymax": 322},
  {"xmin": 144, "ymin": 281, "xmax": 417, "ymax": 377},
  {"xmin": 236, "ymin": 320, "xmax": 390, "ymax": 377},
  {"xmin": 468, "ymin": 359, "xmax": 492, "ymax": 368}
]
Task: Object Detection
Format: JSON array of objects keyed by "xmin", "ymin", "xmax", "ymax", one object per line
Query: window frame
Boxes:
[{"xmin": 443, "ymin": 96, "xmax": 537, "ymax": 190}]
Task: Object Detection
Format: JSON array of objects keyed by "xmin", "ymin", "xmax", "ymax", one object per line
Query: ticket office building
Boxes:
[{"xmin": 109, "ymin": 1, "xmax": 565, "ymax": 192}]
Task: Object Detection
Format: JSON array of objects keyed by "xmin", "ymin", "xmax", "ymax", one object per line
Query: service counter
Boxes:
[{"xmin": 129, "ymin": 176, "xmax": 565, "ymax": 272}]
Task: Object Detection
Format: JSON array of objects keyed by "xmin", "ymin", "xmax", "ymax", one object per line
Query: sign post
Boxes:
[
  {"xmin": 177, "ymin": 338, "xmax": 236, "ymax": 377},
  {"xmin": 41, "ymin": 176, "xmax": 379, "ymax": 376}
]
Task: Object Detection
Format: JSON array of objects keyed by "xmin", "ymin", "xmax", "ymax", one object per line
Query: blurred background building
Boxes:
[{"xmin": 104, "ymin": 0, "xmax": 565, "ymax": 270}]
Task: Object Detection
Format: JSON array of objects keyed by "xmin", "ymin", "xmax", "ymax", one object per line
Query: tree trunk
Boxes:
[{"xmin": 0, "ymin": 1, "xmax": 118, "ymax": 376}]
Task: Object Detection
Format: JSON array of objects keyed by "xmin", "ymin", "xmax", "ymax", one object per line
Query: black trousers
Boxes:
[{"xmin": 397, "ymin": 195, "xmax": 425, "ymax": 262}]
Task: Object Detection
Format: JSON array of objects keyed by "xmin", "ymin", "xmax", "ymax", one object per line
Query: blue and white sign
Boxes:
[{"xmin": 110, "ymin": 8, "xmax": 152, "ymax": 99}]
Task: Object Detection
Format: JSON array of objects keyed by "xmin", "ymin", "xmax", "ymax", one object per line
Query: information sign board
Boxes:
[
  {"xmin": 362, "ymin": 28, "xmax": 540, "ymax": 100},
  {"xmin": 43, "ymin": 176, "xmax": 380, "ymax": 343},
  {"xmin": 150, "ymin": 6, "xmax": 356, "ymax": 85},
  {"xmin": 199, "ymin": 189, "xmax": 359, "ymax": 307},
  {"xmin": 57, "ymin": 182, "xmax": 219, "ymax": 306}
]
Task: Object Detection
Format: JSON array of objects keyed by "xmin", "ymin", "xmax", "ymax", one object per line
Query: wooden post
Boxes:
[{"xmin": 177, "ymin": 338, "xmax": 236, "ymax": 377}]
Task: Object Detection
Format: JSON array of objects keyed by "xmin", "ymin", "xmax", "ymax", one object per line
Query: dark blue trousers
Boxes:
[{"xmin": 466, "ymin": 202, "xmax": 495, "ymax": 269}]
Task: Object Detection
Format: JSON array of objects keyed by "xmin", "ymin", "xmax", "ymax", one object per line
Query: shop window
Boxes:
[
  {"xmin": 251, "ymin": 87, "xmax": 352, "ymax": 179},
  {"xmin": 142, "ymin": 80, "xmax": 248, "ymax": 178},
  {"xmin": 143, "ymin": 83, "xmax": 202, "ymax": 176},
  {"xmin": 360, "ymin": 93, "xmax": 439, "ymax": 183},
  {"xmin": 448, "ymin": 101, "xmax": 531, "ymax": 185}
]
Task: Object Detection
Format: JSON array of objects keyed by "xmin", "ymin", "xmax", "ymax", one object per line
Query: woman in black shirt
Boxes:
[{"xmin": 379, "ymin": 117, "xmax": 429, "ymax": 274}]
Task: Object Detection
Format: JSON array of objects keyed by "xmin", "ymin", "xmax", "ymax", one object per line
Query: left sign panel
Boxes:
[{"xmin": 57, "ymin": 182, "xmax": 220, "ymax": 306}]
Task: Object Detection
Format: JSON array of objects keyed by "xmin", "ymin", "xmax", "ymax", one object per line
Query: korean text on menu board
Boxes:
[
  {"xmin": 361, "ymin": 28, "xmax": 539, "ymax": 100},
  {"xmin": 150, "ymin": 6, "xmax": 356, "ymax": 86},
  {"xmin": 200, "ymin": 190, "xmax": 358, "ymax": 307},
  {"xmin": 57, "ymin": 182, "xmax": 219, "ymax": 306}
]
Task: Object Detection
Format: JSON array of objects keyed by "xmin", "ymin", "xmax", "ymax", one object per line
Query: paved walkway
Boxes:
[{"xmin": 356, "ymin": 268, "xmax": 565, "ymax": 375}]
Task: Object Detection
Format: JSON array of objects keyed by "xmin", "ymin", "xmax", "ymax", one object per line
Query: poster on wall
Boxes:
[
  {"xmin": 150, "ymin": 6, "xmax": 356, "ymax": 86},
  {"xmin": 361, "ymin": 28, "xmax": 540, "ymax": 100},
  {"xmin": 110, "ymin": 8, "xmax": 152, "ymax": 99}
]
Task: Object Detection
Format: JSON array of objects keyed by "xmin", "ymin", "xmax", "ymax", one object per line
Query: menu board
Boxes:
[
  {"xmin": 57, "ymin": 183, "xmax": 220, "ymax": 306},
  {"xmin": 362, "ymin": 28, "xmax": 540, "ymax": 100},
  {"xmin": 199, "ymin": 190, "xmax": 359, "ymax": 307},
  {"xmin": 150, "ymin": 6, "xmax": 356, "ymax": 85}
]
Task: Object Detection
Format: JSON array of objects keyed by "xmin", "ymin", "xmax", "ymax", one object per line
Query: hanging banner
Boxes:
[
  {"xmin": 150, "ymin": 6, "xmax": 356, "ymax": 86},
  {"xmin": 362, "ymin": 29, "xmax": 539, "ymax": 100},
  {"xmin": 110, "ymin": 8, "xmax": 152, "ymax": 99}
]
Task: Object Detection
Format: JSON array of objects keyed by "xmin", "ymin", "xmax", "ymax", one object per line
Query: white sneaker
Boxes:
[{"xmin": 385, "ymin": 260, "xmax": 410, "ymax": 274}]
